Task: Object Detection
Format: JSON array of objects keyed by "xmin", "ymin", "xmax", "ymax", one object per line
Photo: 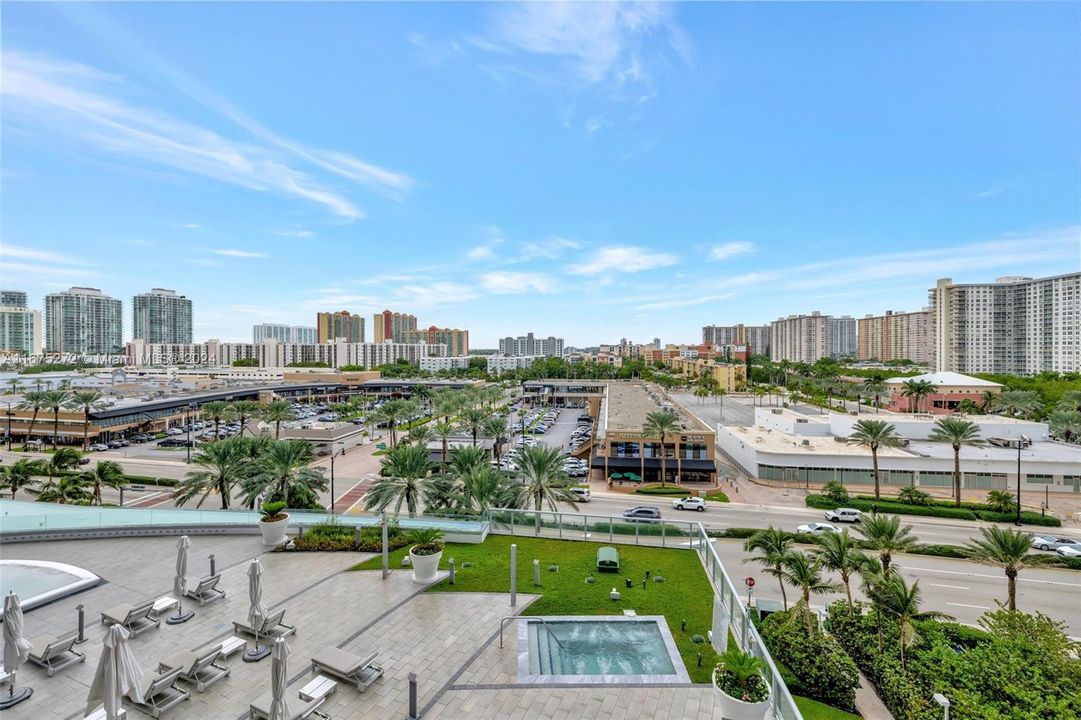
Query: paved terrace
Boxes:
[
  {"xmin": 4, "ymin": 536, "xmax": 729, "ymax": 720},
  {"xmin": 603, "ymin": 382, "xmax": 713, "ymax": 434}
]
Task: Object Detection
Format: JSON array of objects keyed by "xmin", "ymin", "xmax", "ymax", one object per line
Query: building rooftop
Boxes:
[
  {"xmin": 725, "ymin": 424, "xmax": 913, "ymax": 457},
  {"xmin": 884, "ymin": 371, "xmax": 1003, "ymax": 387},
  {"xmin": 603, "ymin": 382, "xmax": 712, "ymax": 434}
]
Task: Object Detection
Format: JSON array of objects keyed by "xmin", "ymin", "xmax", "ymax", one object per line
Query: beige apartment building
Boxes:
[
  {"xmin": 316, "ymin": 310, "xmax": 365, "ymax": 343},
  {"xmin": 857, "ymin": 309, "xmax": 932, "ymax": 364},
  {"xmin": 666, "ymin": 357, "xmax": 745, "ymax": 392},
  {"xmin": 372, "ymin": 309, "xmax": 418, "ymax": 343},
  {"xmin": 402, "ymin": 326, "xmax": 469, "ymax": 356},
  {"xmin": 770, "ymin": 312, "xmax": 830, "ymax": 363}
]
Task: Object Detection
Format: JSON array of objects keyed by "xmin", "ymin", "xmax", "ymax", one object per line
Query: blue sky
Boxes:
[{"xmin": 3, "ymin": 2, "xmax": 1079, "ymax": 347}]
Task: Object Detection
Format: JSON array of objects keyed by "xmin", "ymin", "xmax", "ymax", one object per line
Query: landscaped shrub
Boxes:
[
  {"xmin": 807, "ymin": 494, "xmax": 979, "ymax": 520},
  {"xmin": 761, "ymin": 610, "xmax": 859, "ymax": 712},
  {"xmin": 635, "ymin": 486, "xmax": 697, "ymax": 496},
  {"xmin": 911, "ymin": 544, "xmax": 967, "ymax": 559},
  {"xmin": 822, "ymin": 480, "xmax": 849, "ymax": 503}
]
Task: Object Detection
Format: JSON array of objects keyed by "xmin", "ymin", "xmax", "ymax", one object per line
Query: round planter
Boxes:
[
  {"xmin": 409, "ymin": 547, "xmax": 443, "ymax": 584},
  {"xmin": 259, "ymin": 514, "xmax": 290, "ymax": 546},
  {"xmin": 713, "ymin": 672, "xmax": 771, "ymax": 720}
]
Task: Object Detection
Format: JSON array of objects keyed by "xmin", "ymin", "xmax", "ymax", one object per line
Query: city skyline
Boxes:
[{"xmin": 2, "ymin": 3, "xmax": 1079, "ymax": 346}]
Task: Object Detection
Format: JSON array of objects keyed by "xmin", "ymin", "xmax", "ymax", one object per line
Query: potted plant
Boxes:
[
  {"xmin": 406, "ymin": 527, "xmax": 445, "ymax": 584},
  {"xmin": 712, "ymin": 646, "xmax": 772, "ymax": 720},
  {"xmin": 258, "ymin": 501, "xmax": 290, "ymax": 546}
]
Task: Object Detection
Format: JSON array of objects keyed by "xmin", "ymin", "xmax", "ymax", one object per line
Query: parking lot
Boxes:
[{"xmin": 502, "ymin": 403, "xmax": 593, "ymax": 479}]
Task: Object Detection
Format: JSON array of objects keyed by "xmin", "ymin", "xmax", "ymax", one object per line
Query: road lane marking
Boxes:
[
  {"xmin": 901, "ymin": 565, "xmax": 1081, "ymax": 588},
  {"xmin": 947, "ymin": 602, "xmax": 990, "ymax": 610},
  {"xmin": 929, "ymin": 583, "xmax": 969, "ymax": 590}
]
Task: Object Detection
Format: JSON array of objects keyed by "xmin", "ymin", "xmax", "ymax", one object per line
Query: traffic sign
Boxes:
[{"xmin": 745, "ymin": 577, "xmax": 756, "ymax": 588}]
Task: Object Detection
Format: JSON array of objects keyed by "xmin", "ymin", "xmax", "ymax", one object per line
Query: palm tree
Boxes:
[
  {"xmin": 261, "ymin": 399, "xmax": 294, "ymax": 440},
  {"xmin": 17, "ymin": 390, "xmax": 48, "ymax": 450},
  {"xmin": 856, "ymin": 514, "xmax": 917, "ymax": 573},
  {"xmin": 35, "ymin": 447, "xmax": 84, "ymax": 495},
  {"xmin": 376, "ymin": 399, "xmax": 412, "ymax": 448},
  {"xmin": 514, "ymin": 445, "xmax": 578, "ymax": 534},
  {"xmin": 744, "ymin": 527, "xmax": 794, "ymax": 610},
  {"xmin": 431, "ymin": 421, "xmax": 458, "ymax": 467},
  {"xmin": 447, "ymin": 445, "xmax": 489, "ymax": 479},
  {"xmin": 363, "ymin": 443, "xmax": 435, "ymax": 517},
  {"xmin": 6, "ymin": 378, "xmax": 24, "ymax": 396},
  {"xmin": 1048, "ymin": 409, "xmax": 1081, "ymax": 444},
  {"xmin": 67, "ymin": 390, "xmax": 105, "ymax": 450},
  {"xmin": 642, "ymin": 410, "xmax": 680, "ymax": 486},
  {"xmin": 1058, "ymin": 390, "xmax": 1081, "ymax": 413},
  {"xmin": 979, "ymin": 390, "xmax": 998, "ymax": 413},
  {"xmin": 176, "ymin": 439, "xmax": 246, "ymax": 509},
  {"xmin": 41, "ymin": 389, "xmax": 73, "ymax": 449},
  {"xmin": 231, "ymin": 400, "xmax": 262, "ymax": 438},
  {"xmin": 80, "ymin": 460, "xmax": 125, "ymax": 506},
  {"xmin": 482, "ymin": 415, "xmax": 508, "ymax": 464},
  {"xmin": 871, "ymin": 575, "xmax": 951, "ymax": 669},
  {"xmin": 460, "ymin": 407, "xmax": 490, "ymax": 447},
  {"xmin": 928, "ymin": 417, "xmax": 983, "ymax": 506},
  {"xmin": 201, "ymin": 401, "xmax": 234, "ymax": 443},
  {"xmin": 241, "ymin": 440, "xmax": 326, "ymax": 509},
  {"xmin": 410, "ymin": 384, "xmax": 433, "ymax": 414},
  {"xmin": 458, "ymin": 466, "xmax": 518, "ymax": 513},
  {"xmin": 812, "ymin": 529, "xmax": 868, "ymax": 609},
  {"xmin": 405, "ymin": 423, "xmax": 435, "ymax": 448},
  {"xmin": 2, "ymin": 459, "xmax": 44, "ymax": 499},
  {"xmin": 992, "ymin": 390, "xmax": 1043, "ymax": 419},
  {"xmin": 847, "ymin": 419, "xmax": 902, "ymax": 500},
  {"xmin": 778, "ymin": 551, "xmax": 839, "ymax": 631},
  {"xmin": 900, "ymin": 379, "xmax": 936, "ymax": 414},
  {"xmin": 964, "ymin": 526, "xmax": 1048, "ymax": 611},
  {"xmin": 31, "ymin": 474, "xmax": 92, "ymax": 505},
  {"xmin": 861, "ymin": 375, "xmax": 887, "ymax": 413}
]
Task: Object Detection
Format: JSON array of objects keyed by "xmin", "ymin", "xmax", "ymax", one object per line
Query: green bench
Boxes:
[{"xmin": 597, "ymin": 546, "xmax": 620, "ymax": 573}]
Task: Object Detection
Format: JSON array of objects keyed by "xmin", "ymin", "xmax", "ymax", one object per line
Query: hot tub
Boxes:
[{"xmin": 0, "ymin": 560, "xmax": 100, "ymax": 616}]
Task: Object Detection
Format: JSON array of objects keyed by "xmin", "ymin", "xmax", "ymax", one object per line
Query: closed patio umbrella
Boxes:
[
  {"xmin": 86, "ymin": 624, "xmax": 144, "ymax": 720},
  {"xmin": 168, "ymin": 535, "xmax": 194, "ymax": 624},
  {"xmin": 1, "ymin": 592, "xmax": 33, "ymax": 710},
  {"xmin": 268, "ymin": 637, "xmax": 290, "ymax": 720},
  {"xmin": 243, "ymin": 558, "xmax": 270, "ymax": 662}
]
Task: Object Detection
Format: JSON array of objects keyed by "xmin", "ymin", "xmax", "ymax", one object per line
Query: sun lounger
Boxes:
[
  {"xmin": 127, "ymin": 665, "xmax": 190, "ymax": 718},
  {"xmin": 158, "ymin": 644, "xmax": 229, "ymax": 692},
  {"xmin": 26, "ymin": 633, "xmax": 86, "ymax": 676},
  {"xmin": 310, "ymin": 648, "xmax": 383, "ymax": 692},
  {"xmin": 232, "ymin": 608, "xmax": 296, "ymax": 641},
  {"xmin": 101, "ymin": 600, "xmax": 160, "ymax": 637},
  {"xmin": 248, "ymin": 690, "xmax": 328, "ymax": 720},
  {"xmin": 597, "ymin": 546, "xmax": 620, "ymax": 573},
  {"xmin": 183, "ymin": 574, "xmax": 226, "ymax": 607}
]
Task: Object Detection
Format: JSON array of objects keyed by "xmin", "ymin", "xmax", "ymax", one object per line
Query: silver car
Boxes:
[{"xmin": 1030, "ymin": 535, "xmax": 1081, "ymax": 552}]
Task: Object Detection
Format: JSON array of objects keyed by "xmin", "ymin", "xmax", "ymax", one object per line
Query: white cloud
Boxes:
[
  {"xmin": 709, "ymin": 241, "xmax": 755, "ymax": 261},
  {"xmin": 271, "ymin": 229, "xmax": 314, "ymax": 239},
  {"xmin": 0, "ymin": 261, "xmax": 97, "ymax": 279},
  {"xmin": 481, "ymin": 271, "xmax": 556, "ymax": 294},
  {"xmin": 569, "ymin": 245, "xmax": 678, "ymax": 275},
  {"xmin": 205, "ymin": 248, "xmax": 266, "ymax": 259},
  {"xmin": 468, "ymin": 244, "xmax": 497, "ymax": 260},
  {"xmin": 520, "ymin": 236, "xmax": 580, "ymax": 261},
  {"xmin": 178, "ymin": 223, "xmax": 202, "ymax": 229},
  {"xmin": 0, "ymin": 243, "xmax": 91, "ymax": 266},
  {"xmin": 636, "ymin": 293, "xmax": 734, "ymax": 311},
  {"xmin": 0, "ymin": 50, "xmax": 417, "ymax": 221}
]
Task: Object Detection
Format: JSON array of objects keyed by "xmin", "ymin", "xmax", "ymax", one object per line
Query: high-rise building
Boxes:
[
  {"xmin": 0, "ymin": 290, "xmax": 42, "ymax": 355},
  {"xmin": 499, "ymin": 332, "xmax": 564, "ymax": 357},
  {"xmin": 857, "ymin": 310, "xmax": 933, "ymax": 364},
  {"xmin": 317, "ymin": 311, "xmax": 365, "ymax": 343},
  {"xmin": 702, "ymin": 324, "xmax": 771, "ymax": 356},
  {"xmin": 828, "ymin": 316, "xmax": 857, "ymax": 359},
  {"xmin": 372, "ymin": 310, "xmax": 418, "ymax": 343},
  {"xmin": 132, "ymin": 289, "xmax": 192, "ymax": 344},
  {"xmin": 253, "ymin": 323, "xmax": 317, "ymax": 344},
  {"xmin": 44, "ymin": 287, "xmax": 123, "ymax": 354},
  {"xmin": 930, "ymin": 273, "xmax": 1081, "ymax": 375},
  {"xmin": 403, "ymin": 326, "xmax": 469, "ymax": 356},
  {"xmin": 769, "ymin": 312, "xmax": 830, "ymax": 363}
]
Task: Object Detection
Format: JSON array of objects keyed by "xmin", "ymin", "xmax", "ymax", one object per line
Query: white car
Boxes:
[
  {"xmin": 1030, "ymin": 535, "xmax": 1081, "ymax": 552},
  {"xmin": 672, "ymin": 497, "xmax": 707, "ymax": 512},
  {"xmin": 824, "ymin": 508, "xmax": 862, "ymax": 523},
  {"xmin": 1056, "ymin": 546, "xmax": 1081, "ymax": 559},
  {"xmin": 797, "ymin": 522, "xmax": 839, "ymax": 535},
  {"xmin": 87, "ymin": 443, "xmax": 109, "ymax": 452}
]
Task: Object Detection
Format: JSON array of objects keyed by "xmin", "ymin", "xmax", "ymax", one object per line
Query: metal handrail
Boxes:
[{"xmin": 499, "ymin": 615, "xmax": 568, "ymax": 650}]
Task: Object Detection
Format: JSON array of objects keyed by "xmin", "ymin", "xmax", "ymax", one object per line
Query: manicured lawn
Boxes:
[
  {"xmin": 704, "ymin": 491, "xmax": 729, "ymax": 503},
  {"xmin": 794, "ymin": 695, "xmax": 862, "ymax": 720},
  {"xmin": 351, "ymin": 535, "xmax": 719, "ymax": 682}
]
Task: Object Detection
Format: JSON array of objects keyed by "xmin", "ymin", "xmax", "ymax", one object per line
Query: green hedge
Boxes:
[
  {"xmin": 762, "ymin": 611, "xmax": 859, "ymax": 712},
  {"xmin": 635, "ymin": 486, "xmax": 694, "ymax": 496},
  {"xmin": 806, "ymin": 494, "xmax": 1062, "ymax": 526}
]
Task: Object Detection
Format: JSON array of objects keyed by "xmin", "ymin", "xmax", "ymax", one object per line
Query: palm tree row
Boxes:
[{"xmin": 2, "ymin": 452, "xmax": 126, "ymax": 505}]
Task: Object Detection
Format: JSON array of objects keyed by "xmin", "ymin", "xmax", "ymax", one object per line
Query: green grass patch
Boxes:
[
  {"xmin": 793, "ymin": 696, "xmax": 862, "ymax": 720},
  {"xmin": 350, "ymin": 535, "xmax": 718, "ymax": 682},
  {"xmin": 704, "ymin": 491, "xmax": 729, "ymax": 503}
]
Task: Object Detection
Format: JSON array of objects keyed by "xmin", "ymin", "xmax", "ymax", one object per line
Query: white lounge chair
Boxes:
[
  {"xmin": 248, "ymin": 691, "xmax": 328, "ymax": 720},
  {"xmin": 101, "ymin": 600, "xmax": 160, "ymax": 637},
  {"xmin": 183, "ymin": 575, "xmax": 226, "ymax": 607},
  {"xmin": 232, "ymin": 608, "xmax": 296, "ymax": 641},
  {"xmin": 158, "ymin": 644, "xmax": 229, "ymax": 692},
  {"xmin": 310, "ymin": 648, "xmax": 383, "ymax": 692},
  {"xmin": 127, "ymin": 665, "xmax": 190, "ymax": 718},
  {"xmin": 27, "ymin": 633, "xmax": 86, "ymax": 676}
]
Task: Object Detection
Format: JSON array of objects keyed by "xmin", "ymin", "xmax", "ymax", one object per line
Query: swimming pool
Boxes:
[
  {"xmin": 0, "ymin": 560, "xmax": 100, "ymax": 616},
  {"xmin": 517, "ymin": 616, "xmax": 690, "ymax": 684}
]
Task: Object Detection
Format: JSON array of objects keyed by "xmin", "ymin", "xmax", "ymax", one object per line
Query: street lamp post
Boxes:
[
  {"xmin": 329, "ymin": 442, "xmax": 344, "ymax": 516},
  {"xmin": 186, "ymin": 404, "xmax": 194, "ymax": 463},
  {"xmin": 1015, "ymin": 436, "xmax": 1028, "ymax": 526},
  {"xmin": 6, "ymin": 402, "xmax": 12, "ymax": 452}
]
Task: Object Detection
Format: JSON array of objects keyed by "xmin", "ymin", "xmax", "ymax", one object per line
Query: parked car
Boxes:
[
  {"xmin": 1031, "ymin": 535, "xmax": 1081, "ymax": 552},
  {"xmin": 107, "ymin": 441, "xmax": 124, "ymax": 449},
  {"xmin": 797, "ymin": 522, "xmax": 839, "ymax": 535},
  {"xmin": 88, "ymin": 443, "xmax": 109, "ymax": 452},
  {"xmin": 1056, "ymin": 546, "xmax": 1081, "ymax": 559},
  {"xmin": 672, "ymin": 497, "xmax": 707, "ymax": 512},
  {"xmin": 570, "ymin": 487, "xmax": 591, "ymax": 502},
  {"xmin": 622, "ymin": 506, "xmax": 662, "ymax": 520},
  {"xmin": 824, "ymin": 508, "xmax": 862, "ymax": 523},
  {"xmin": 158, "ymin": 438, "xmax": 194, "ymax": 448},
  {"xmin": 165, "ymin": 428, "xmax": 183, "ymax": 436}
]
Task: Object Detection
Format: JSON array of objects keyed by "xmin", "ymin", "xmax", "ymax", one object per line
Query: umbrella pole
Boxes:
[
  {"xmin": 243, "ymin": 629, "xmax": 269, "ymax": 663},
  {"xmin": 0, "ymin": 673, "xmax": 32, "ymax": 709},
  {"xmin": 166, "ymin": 597, "xmax": 194, "ymax": 625}
]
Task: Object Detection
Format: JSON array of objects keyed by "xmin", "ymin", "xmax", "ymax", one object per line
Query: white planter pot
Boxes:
[
  {"xmin": 409, "ymin": 547, "xmax": 443, "ymax": 584},
  {"xmin": 713, "ymin": 673, "xmax": 771, "ymax": 720},
  {"xmin": 259, "ymin": 514, "xmax": 290, "ymax": 546}
]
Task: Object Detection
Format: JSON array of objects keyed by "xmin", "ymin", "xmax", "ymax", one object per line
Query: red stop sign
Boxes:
[{"xmin": 745, "ymin": 577, "xmax": 756, "ymax": 588}]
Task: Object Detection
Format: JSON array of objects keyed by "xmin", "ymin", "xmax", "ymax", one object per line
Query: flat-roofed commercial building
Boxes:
[
  {"xmin": 132, "ymin": 288, "xmax": 192, "ymax": 344},
  {"xmin": 316, "ymin": 310, "xmax": 365, "ymax": 343},
  {"xmin": 931, "ymin": 273, "xmax": 1080, "ymax": 375},
  {"xmin": 857, "ymin": 309, "xmax": 932, "ymax": 364},
  {"xmin": 45, "ymin": 287, "xmax": 123, "ymax": 354}
]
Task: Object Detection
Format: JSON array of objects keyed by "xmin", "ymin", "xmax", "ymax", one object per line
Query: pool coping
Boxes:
[
  {"xmin": 0, "ymin": 559, "xmax": 101, "ymax": 614},
  {"xmin": 516, "ymin": 614, "xmax": 691, "ymax": 685}
]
